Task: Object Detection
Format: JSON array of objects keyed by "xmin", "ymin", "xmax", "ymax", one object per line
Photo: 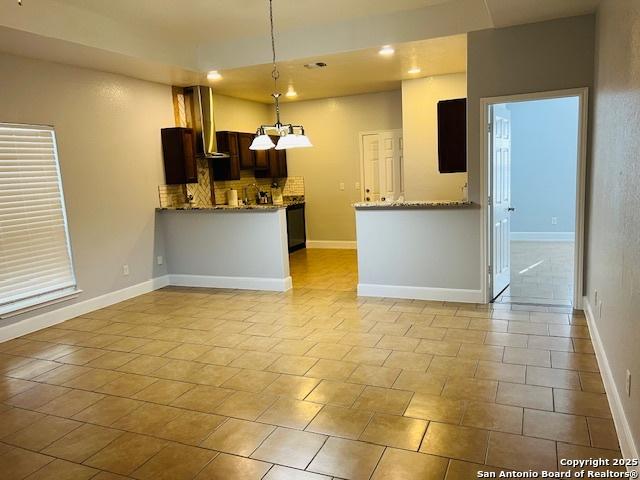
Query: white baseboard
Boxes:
[
  {"xmin": 306, "ymin": 240, "xmax": 357, "ymax": 249},
  {"xmin": 358, "ymin": 283, "xmax": 484, "ymax": 303},
  {"xmin": 0, "ymin": 275, "xmax": 170, "ymax": 343},
  {"xmin": 169, "ymin": 274, "xmax": 292, "ymax": 292},
  {"xmin": 583, "ymin": 296, "xmax": 639, "ymax": 470},
  {"xmin": 510, "ymin": 231, "xmax": 575, "ymax": 242}
]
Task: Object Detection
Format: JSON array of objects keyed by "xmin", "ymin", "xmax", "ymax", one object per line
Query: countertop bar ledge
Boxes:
[{"xmin": 352, "ymin": 200, "xmax": 476, "ymax": 210}]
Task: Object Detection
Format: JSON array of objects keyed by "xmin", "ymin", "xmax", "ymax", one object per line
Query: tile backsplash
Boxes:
[{"xmin": 213, "ymin": 171, "xmax": 305, "ymax": 205}]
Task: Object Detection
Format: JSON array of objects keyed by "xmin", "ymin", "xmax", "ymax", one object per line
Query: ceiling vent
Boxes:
[{"xmin": 304, "ymin": 62, "xmax": 328, "ymax": 69}]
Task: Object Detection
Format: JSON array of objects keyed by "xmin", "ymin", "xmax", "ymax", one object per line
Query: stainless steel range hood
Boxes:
[{"xmin": 183, "ymin": 86, "xmax": 228, "ymax": 158}]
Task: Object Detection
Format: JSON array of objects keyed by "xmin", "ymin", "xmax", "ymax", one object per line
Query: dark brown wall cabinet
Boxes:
[
  {"xmin": 256, "ymin": 135, "xmax": 288, "ymax": 178},
  {"xmin": 161, "ymin": 127, "xmax": 197, "ymax": 184},
  {"xmin": 238, "ymin": 132, "xmax": 256, "ymax": 169},
  {"xmin": 212, "ymin": 131, "xmax": 241, "ymax": 180},
  {"xmin": 437, "ymin": 98, "xmax": 467, "ymax": 173}
]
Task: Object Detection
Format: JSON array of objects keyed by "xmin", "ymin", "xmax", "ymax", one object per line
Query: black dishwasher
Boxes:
[{"xmin": 286, "ymin": 203, "xmax": 306, "ymax": 252}]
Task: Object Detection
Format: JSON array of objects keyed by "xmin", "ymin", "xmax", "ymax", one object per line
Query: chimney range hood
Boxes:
[{"xmin": 183, "ymin": 86, "xmax": 228, "ymax": 158}]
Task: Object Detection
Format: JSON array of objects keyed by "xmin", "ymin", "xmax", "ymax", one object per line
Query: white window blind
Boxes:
[{"xmin": 0, "ymin": 123, "xmax": 78, "ymax": 317}]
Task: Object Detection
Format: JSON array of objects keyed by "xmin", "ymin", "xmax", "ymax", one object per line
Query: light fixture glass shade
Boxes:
[
  {"xmin": 275, "ymin": 134, "xmax": 313, "ymax": 150},
  {"xmin": 249, "ymin": 134, "xmax": 275, "ymax": 150}
]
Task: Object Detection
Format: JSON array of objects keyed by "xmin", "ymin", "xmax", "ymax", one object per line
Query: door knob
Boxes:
[{"xmin": 507, "ymin": 207, "xmax": 515, "ymax": 212}]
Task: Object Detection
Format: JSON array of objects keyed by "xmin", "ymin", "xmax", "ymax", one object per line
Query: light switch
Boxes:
[{"xmin": 339, "ymin": 182, "xmax": 345, "ymax": 191}]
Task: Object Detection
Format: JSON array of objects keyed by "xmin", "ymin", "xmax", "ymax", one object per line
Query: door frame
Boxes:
[
  {"xmin": 358, "ymin": 129, "xmax": 403, "ymax": 202},
  {"xmin": 479, "ymin": 87, "xmax": 589, "ymax": 309}
]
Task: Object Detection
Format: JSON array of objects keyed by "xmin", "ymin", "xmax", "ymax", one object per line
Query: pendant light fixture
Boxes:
[{"xmin": 249, "ymin": 0, "xmax": 312, "ymax": 151}]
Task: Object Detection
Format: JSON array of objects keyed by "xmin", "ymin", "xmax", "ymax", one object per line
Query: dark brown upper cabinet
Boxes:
[
  {"xmin": 238, "ymin": 132, "xmax": 255, "ymax": 169},
  {"xmin": 212, "ymin": 131, "xmax": 240, "ymax": 180},
  {"xmin": 161, "ymin": 127, "xmax": 197, "ymax": 184},
  {"xmin": 256, "ymin": 136, "xmax": 287, "ymax": 178},
  {"xmin": 254, "ymin": 149, "xmax": 269, "ymax": 170},
  {"xmin": 437, "ymin": 98, "xmax": 467, "ymax": 173}
]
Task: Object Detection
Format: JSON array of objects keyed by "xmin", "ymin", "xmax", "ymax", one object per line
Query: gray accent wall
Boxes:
[{"xmin": 587, "ymin": 0, "xmax": 640, "ymax": 452}]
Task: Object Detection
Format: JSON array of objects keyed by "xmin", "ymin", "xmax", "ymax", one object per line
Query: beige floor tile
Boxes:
[
  {"xmin": 527, "ymin": 335, "xmax": 574, "ymax": 352},
  {"xmin": 462, "ymin": 401, "xmax": 523, "ymax": 434},
  {"xmin": 42, "ymin": 424, "xmax": 123, "ymax": 463},
  {"xmin": 348, "ymin": 365, "xmax": 401, "ymax": 388},
  {"xmin": 0, "ymin": 407, "xmax": 46, "ymax": 437},
  {"xmin": 305, "ymin": 359, "xmax": 359, "ymax": 382},
  {"xmin": 131, "ymin": 443, "xmax": 216, "ymax": 480},
  {"xmin": 551, "ymin": 351, "xmax": 599, "ymax": 372},
  {"xmin": 32, "ymin": 364, "xmax": 90, "ymax": 385},
  {"xmin": 442, "ymin": 377, "xmax": 498, "ymax": 402},
  {"xmin": 6, "ymin": 383, "xmax": 70, "ymax": 410},
  {"xmin": 171, "ymin": 385, "xmax": 234, "ymax": 414},
  {"xmin": 475, "ymin": 360, "xmax": 525, "ymax": 383},
  {"xmin": 556, "ymin": 443, "xmax": 623, "ymax": 473},
  {"xmin": 213, "ymin": 391, "xmax": 277, "ymax": 421},
  {"xmin": 195, "ymin": 453, "xmax": 272, "ymax": 480},
  {"xmin": 111, "ymin": 402, "xmax": 183, "ymax": 435},
  {"xmin": 406, "ymin": 325, "xmax": 447, "ymax": 341},
  {"xmin": 404, "ymin": 393, "xmax": 465, "ymax": 424},
  {"xmin": 86, "ymin": 351, "xmax": 138, "ymax": 370},
  {"xmin": 263, "ymin": 375, "xmax": 321, "ymax": 400},
  {"xmin": 4, "ymin": 414, "xmax": 81, "ymax": 451},
  {"xmin": 523, "ymin": 409, "xmax": 590, "ymax": 445},
  {"xmin": 132, "ymin": 340, "xmax": 180, "ymax": 356},
  {"xmin": 579, "ymin": 372, "xmax": 605, "ymax": 393},
  {"xmin": 443, "ymin": 328, "xmax": 486, "ymax": 344},
  {"xmin": 24, "ymin": 458, "xmax": 97, "ymax": 480},
  {"xmin": 37, "ymin": 389, "xmax": 105, "ymax": 417},
  {"xmin": 84, "ymin": 432, "xmax": 167, "ymax": 475},
  {"xmin": 372, "ymin": 448, "xmax": 447, "ymax": 480},
  {"xmin": 305, "ymin": 380, "xmax": 364, "ymax": 407},
  {"xmin": 156, "ymin": 410, "xmax": 226, "ymax": 445},
  {"xmin": 383, "ymin": 351, "xmax": 432, "ymax": 372},
  {"xmin": 306, "ymin": 405, "xmax": 372, "ymax": 439},
  {"xmin": 554, "ymin": 389, "xmax": 612, "ymax": 418},
  {"xmin": 221, "ymin": 369, "xmax": 280, "ymax": 392},
  {"xmin": 351, "ymin": 385, "xmax": 413, "ymax": 415},
  {"xmin": 271, "ymin": 339, "xmax": 317, "ymax": 356},
  {"xmin": 419, "ymin": 422, "xmax": 489, "ymax": 463},
  {"xmin": 444, "ymin": 460, "xmax": 508, "ymax": 480},
  {"xmin": 526, "ymin": 366, "xmax": 581, "ymax": 389},
  {"xmin": 496, "ymin": 382, "xmax": 553, "ymax": 410},
  {"xmin": 415, "ymin": 339, "xmax": 461, "ymax": 356},
  {"xmin": 485, "ymin": 332, "xmax": 528, "ymax": 348},
  {"xmin": 258, "ymin": 397, "xmax": 323, "ymax": 429},
  {"xmin": 230, "ymin": 351, "xmax": 280, "ymax": 370},
  {"xmin": 267, "ymin": 355, "xmax": 318, "ymax": 375},
  {"xmin": 238, "ymin": 336, "xmax": 282, "ymax": 352},
  {"xmin": 201, "ymin": 418, "xmax": 275, "ymax": 456},
  {"xmin": 342, "ymin": 346, "xmax": 391, "ymax": 366},
  {"xmin": 376, "ymin": 335, "xmax": 420, "ymax": 352},
  {"xmin": 252, "ymin": 427, "xmax": 327, "ymax": 469},
  {"xmin": 429, "ymin": 356, "xmax": 478, "ymax": 378},
  {"xmin": 152, "ymin": 359, "xmax": 205, "ymax": 383},
  {"xmin": 263, "ymin": 465, "xmax": 330, "ymax": 480},
  {"xmin": 339, "ymin": 332, "xmax": 384, "ymax": 348},
  {"xmin": 360, "ymin": 413, "xmax": 427, "ymax": 450},
  {"xmin": 508, "ymin": 321, "xmax": 549, "ymax": 336},
  {"xmin": 305, "ymin": 343, "xmax": 351, "ymax": 360},
  {"xmin": 63, "ymin": 369, "xmax": 124, "ymax": 391},
  {"xmin": 117, "ymin": 355, "xmax": 169, "ymax": 375},
  {"xmin": 392, "ymin": 370, "xmax": 447, "ymax": 395},
  {"xmin": 457, "ymin": 343, "xmax": 504, "ymax": 362},
  {"xmin": 307, "ymin": 437, "xmax": 384, "ymax": 480},
  {"xmin": 587, "ymin": 417, "xmax": 620, "ymax": 450},
  {"xmin": 96, "ymin": 373, "xmax": 157, "ymax": 397},
  {"xmin": 503, "ymin": 347, "xmax": 551, "ymax": 367},
  {"xmin": 431, "ymin": 315, "xmax": 471, "ymax": 329},
  {"xmin": 133, "ymin": 379, "xmax": 195, "ymax": 404},
  {"xmin": 486, "ymin": 431, "xmax": 557, "ymax": 471},
  {"xmin": 72, "ymin": 395, "xmax": 142, "ymax": 426},
  {"xmin": 195, "ymin": 346, "xmax": 243, "ymax": 365},
  {"xmin": 0, "ymin": 447, "xmax": 54, "ymax": 479}
]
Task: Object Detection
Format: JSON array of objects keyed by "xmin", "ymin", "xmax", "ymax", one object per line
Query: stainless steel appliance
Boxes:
[{"xmin": 183, "ymin": 86, "xmax": 228, "ymax": 158}]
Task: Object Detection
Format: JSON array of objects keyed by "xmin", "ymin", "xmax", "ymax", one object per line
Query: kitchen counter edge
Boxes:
[{"xmin": 353, "ymin": 200, "xmax": 476, "ymax": 210}]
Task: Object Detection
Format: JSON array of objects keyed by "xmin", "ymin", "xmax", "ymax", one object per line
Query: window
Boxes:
[{"xmin": 0, "ymin": 123, "xmax": 78, "ymax": 317}]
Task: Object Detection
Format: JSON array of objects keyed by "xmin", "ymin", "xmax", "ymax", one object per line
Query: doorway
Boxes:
[
  {"xmin": 359, "ymin": 130, "xmax": 404, "ymax": 202},
  {"xmin": 483, "ymin": 89, "xmax": 587, "ymax": 308}
]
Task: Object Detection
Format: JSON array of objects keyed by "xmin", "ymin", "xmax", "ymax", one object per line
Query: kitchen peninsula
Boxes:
[
  {"xmin": 157, "ymin": 205, "xmax": 292, "ymax": 291},
  {"xmin": 354, "ymin": 200, "xmax": 483, "ymax": 303}
]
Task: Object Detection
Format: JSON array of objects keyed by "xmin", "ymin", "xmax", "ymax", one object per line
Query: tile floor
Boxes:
[
  {"xmin": 497, "ymin": 241, "xmax": 575, "ymax": 306},
  {"xmin": 0, "ymin": 249, "xmax": 620, "ymax": 479}
]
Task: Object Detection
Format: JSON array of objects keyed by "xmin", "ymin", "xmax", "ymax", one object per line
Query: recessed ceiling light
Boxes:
[
  {"xmin": 304, "ymin": 62, "xmax": 327, "ymax": 69},
  {"xmin": 379, "ymin": 45, "xmax": 395, "ymax": 56},
  {"xmin": 286, "ymin": 86, "xmax": 297, "ymax": 98},
  {"xmin": 408, "ymin": 67, "xmax": 421, "ymax": 74},
  {"xmin": 206, "ymin": 70, "xmax": 222, "ymax": 81}
]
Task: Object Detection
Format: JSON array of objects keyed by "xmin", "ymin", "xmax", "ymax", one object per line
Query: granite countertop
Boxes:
[
  {"xmin": 157, "ymin": 199, "xmax": 305, "ymax": 212},
  {"xmin": 353, "ymin": 200, "xmax": 476, "ymax": 210}
]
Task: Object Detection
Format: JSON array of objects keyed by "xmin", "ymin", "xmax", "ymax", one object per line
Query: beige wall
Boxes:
[
  {"xmin": 281, "ymin": 91, "xmax": 403, "ymax": 242},
  {"xmin": 467, "ymin": 15, "xmax": 595, "ymax": 202},
  {"xmin": 212, "ymin": 94, "xmax": 271, "ymax": 133},
  {"xmin": 0, "ymin": 52, "xmax": 173, "ymax": 328},
  {"xmin": 402, "ymin": 73, "xmax": 467, "ymax": 201},
  {"xmin": 587, "ymin": 0, "xmax": 640, "ymax": 452}
]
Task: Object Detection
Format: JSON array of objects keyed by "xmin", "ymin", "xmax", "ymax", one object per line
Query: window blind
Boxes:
[{"xmin": 0, "ymin": 123, "xmax": 77, "ymax": 317}]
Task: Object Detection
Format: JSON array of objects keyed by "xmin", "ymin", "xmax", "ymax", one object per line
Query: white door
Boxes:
[
  {"xmin": 361, "ymin": 130, "xmax": 403, "ymax": 202},
  {"xmin": 490, "ymin": 105, "xmax": 512, "ymax": 300}
]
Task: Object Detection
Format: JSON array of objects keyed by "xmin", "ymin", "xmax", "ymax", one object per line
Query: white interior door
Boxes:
[
  {"xmin": 490, "ymin": 105, "xmax": 512, "ymax": 300},
  {"xmin": 362, "ymin": 130, "xmax": 403, "ymax": 202}
]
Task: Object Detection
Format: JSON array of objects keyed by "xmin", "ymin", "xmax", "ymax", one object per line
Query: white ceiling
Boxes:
[{"xmin": 0, "ymin": 0, "xmax": 600, "ymax": 101}]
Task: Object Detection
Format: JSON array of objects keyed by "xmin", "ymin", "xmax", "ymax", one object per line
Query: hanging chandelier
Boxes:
[{"xmin": 249, "ymin": 0, "xmax": 312, "ymax": 151}]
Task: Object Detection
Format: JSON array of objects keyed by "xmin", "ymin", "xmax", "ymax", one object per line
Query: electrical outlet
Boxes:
[
  {"xmin": 355, "ymin": 182, "xmax": 361, "ymax": 190},
  {"xmin": 339, "ymin": 182, "xmax": 345, "ymax": 191},
  {"xmin": 122, "ymin": 264, "xmax": 129, "ymax": 276},
  {"xmin": 551, "ymin": 217, "xmax": 558, "ymax": 225},
  {"xmin": 626, "ymin": 370, "xmax": 632, "ymax": 397},
  {"xmin": 157, "ymin": 256, "xmax": 163, "ymax": 265}
]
